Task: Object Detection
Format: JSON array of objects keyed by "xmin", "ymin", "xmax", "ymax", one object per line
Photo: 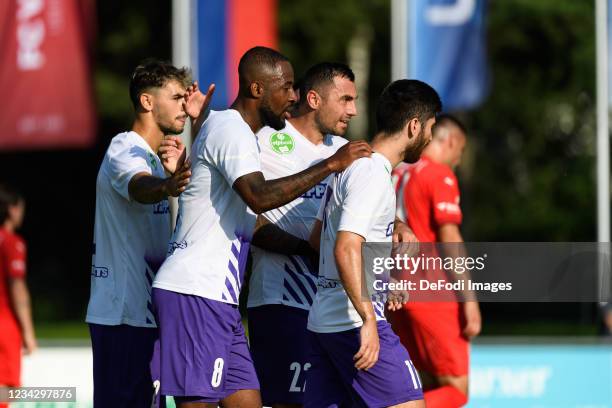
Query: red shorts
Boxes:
[
  {"xmin": 0, "ymin": 312, "xmax": 22, "ymax": 386},
  {"xmin": 388, "ymin": 302, "xmax": 469, "ymax": 376}
]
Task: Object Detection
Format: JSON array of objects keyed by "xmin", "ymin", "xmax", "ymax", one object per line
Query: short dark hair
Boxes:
[
  {"xmin": 238, "ymin": 46, "xmax": 289, "ymax": 90},
  {"xmin": 0, "ymin": 184, "xmax": 22, "ymax": 224},
  {"xmin": 299, "ymin": 62, "xmax": 355, "ymax": 104},
  {"xmin": 375, "ymin": 79, "xmax": 442, "ymax": 135},
  {"xmin": 434, "ymin": 113, "xmax": 467, "ymax": 135},
  {"xmin": 129, "ymin": 59, "xmax": 192, "ymax": 110}
]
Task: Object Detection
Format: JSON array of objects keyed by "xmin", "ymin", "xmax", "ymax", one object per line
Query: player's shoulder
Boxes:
[
  {"xmin": 414, "ymin": 157, "xmax": 453, "ymax": 179},
  {"xmin": 107, "ymin": 131, "xmax": 136, "ymax": 151},
  {"xmin": 429, "ymin": 162, "xmax": 457, "ymax": 187},
  {"xmin": 105, "ymin": 131, "xmax": 150, "ymax": 161},
  {"xmin": 207, "ymin": 109, "xmax": 251, "ymax": 132},
  {"xmin": 344, "ymin": 153, "xmax": 389, "ymax": 182},
  {"xmin": 255, "ymin": 125, "xmax": 277, "ymax": 142},
  {"xmin": 202, "ymin": 110, "xmax": 253, "ymax": 145},
  {"xmin": 0, "ymin": 229, "xmax": 25, "ymax": 253}
]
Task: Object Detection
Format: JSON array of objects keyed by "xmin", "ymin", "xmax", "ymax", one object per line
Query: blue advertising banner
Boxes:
[
  {"xmin": 409, "ymin": 0, "xmax": 489, "ymax": 111},
  {"xmin": 468, "ymin": 344, "xmax": 612, "ymax": 407}
]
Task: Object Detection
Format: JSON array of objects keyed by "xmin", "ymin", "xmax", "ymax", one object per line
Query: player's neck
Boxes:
[
  {"xmin": 230, "ymin": 98, "xmax": 263, "ymax": 134},
  {"xmin": 371, "ymin": 133, "xmax": 402, "ymax": 167},
  {"xmin": 132, "ymin": 118, "xmax": 163, "ymax": 152},
  {"xmin": 289, "ymin": 116, "xmax": 325, "ymax": 145},
  {"xmin": 2, "ymin": 221, "xmax": 14, "ymax": 233},
  {"xmin": 422, "ymin": 144, "xmax": 445, "ymax": 165}
]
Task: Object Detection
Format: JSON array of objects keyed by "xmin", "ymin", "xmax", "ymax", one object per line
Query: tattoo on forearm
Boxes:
[{"xmin": 256, "ymin": 161, "xmax": 330, "ymax": 212}]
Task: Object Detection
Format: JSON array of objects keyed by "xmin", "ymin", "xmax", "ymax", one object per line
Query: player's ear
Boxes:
[
  {"xmin": 306, "ymin": 90, "xmax": 320, "ymax": 110},
  {"xmin": 407, "ymin": 118, "xmax": 421, "ymax": 139},
  {"xmin": 250, "ymin": 81, "xmax": 264, "ymax": 99},
  {"xmin": 139, "ymin": 92, "xmax": 154, "ymax": 112}
]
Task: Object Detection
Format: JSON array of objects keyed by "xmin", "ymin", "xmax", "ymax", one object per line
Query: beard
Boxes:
[
  {"xmin": 260, "ymin": 103, "xmax": 286, "ymax": 131},
  {"xmin": 160, "ymin": 122, "xmax": 184, "ymax": 135},
  {"xmin": 403, "ymin": 127, "xmax": 429, "ymax": 163},
  {"xmin": 157, "ymin": 113, "xmax": 186, "ymax": 135},
  {"xmin": 315, "ymin": 111, "xmax": 347, "ymax": 137}
]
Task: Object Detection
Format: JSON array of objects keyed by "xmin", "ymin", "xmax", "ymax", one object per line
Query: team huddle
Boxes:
[{"xmin": 86, "ymin": 46, "xmax": 479, "ymax": 408}]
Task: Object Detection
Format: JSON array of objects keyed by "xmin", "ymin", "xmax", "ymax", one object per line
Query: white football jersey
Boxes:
[
  {"xmin": 247, "ymin": 121, "xmax": 347, "ymax": 310},
  {"xmin": 86, "ymin": 131, "xmax": 171, "ymax": 328},
  {"xmin": 307, "ymin": 153, "xmax": 396, "ymax": 333},
  {"xmin": 153, "ymin": 110, "xmax": 260, "ymax": 305}
]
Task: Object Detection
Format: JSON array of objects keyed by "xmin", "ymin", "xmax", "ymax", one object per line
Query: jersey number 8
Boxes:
[{"xmin": 211, "ymin": 358, "xmax": 225, "ymax": 387}]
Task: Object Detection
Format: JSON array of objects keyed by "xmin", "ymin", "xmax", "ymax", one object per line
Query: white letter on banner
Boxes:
[
  {"xmin": 17, "ymin": 20, "xmax": 45, "ymax": 70},
  {"xmin": 17, "ymin": 0, "xmax": 44, "ymax": 21},
  {"xmin": 425, "ymin": 0, "xmax": 476, "ymax": 26}
]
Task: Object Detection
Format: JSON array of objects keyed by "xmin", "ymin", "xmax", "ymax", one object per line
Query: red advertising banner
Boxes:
[{"xmin": 0, "ymin": 0, "xmax": 96, "ymax": 150}]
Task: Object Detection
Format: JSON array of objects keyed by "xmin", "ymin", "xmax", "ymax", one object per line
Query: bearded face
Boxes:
[
  {"xmin": 403, "ymin": 124, "xmax": 430, "ymax": 163},
  {"xmin": 260, "ymin": 97, "xmax": 287, "ymax": 131}
]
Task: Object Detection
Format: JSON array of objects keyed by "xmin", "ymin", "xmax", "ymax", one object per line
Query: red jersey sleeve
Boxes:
[
  {"xmin": 4, "ymin": 234, "xmax": 27, "ymax": 279},
  {"xmin": 431, "ymin": 169, "xmax": 462, "ymax": 226}
]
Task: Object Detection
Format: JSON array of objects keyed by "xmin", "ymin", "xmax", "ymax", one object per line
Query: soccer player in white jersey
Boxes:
[
  {"xmin": 152, "ymin": 47, "xmax": 371, "ymax": 408},
  {"xmin": 305, "ymin": 79, "xmax": 442, "ymax": 408},
  {"xmin": 246, "ymin": 62, "xmax": 355, "ymax": 408},
  {"xmin": 85, "ymin": 59, "xmax": 213, "ymax": 408}
]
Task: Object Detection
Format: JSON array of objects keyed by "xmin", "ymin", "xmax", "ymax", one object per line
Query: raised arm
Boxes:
[
  {"xmin": 335, "ymin": 231, "xmax": 379, "ymax": 370},
  {"xmin": 233, "ymin": 141, "xmax": 371, "ymax": 214}
]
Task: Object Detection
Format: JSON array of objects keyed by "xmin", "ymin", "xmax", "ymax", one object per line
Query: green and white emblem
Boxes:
[{"xmin": 269, "ymin": 132, "xmax": 295, "ymax": 154}]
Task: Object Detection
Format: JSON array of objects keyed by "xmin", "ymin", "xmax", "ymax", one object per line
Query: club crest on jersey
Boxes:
[{"xmin": 269, "ymin": 132, "xmax": 295, "ymax": 154}]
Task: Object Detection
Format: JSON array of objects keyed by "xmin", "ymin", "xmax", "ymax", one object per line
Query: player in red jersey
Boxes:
[
  {"xmin": 388, "ymin": 114, "xmax": 481, "ymax": 408},
  {"xmin": 0, "ymin": 185, "xmax": 36, "ymax": 407}
]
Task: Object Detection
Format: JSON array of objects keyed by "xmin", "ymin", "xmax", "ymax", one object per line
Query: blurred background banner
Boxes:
[
  {"xmin": 194, "ymin": 0, "xmax": 277, "ymax": 110},
  {"xmin": 0, "ymin": 0, "xmax": 96, "ymax": 150},
  {"xmin": 408, "ymin": 0, "xmax": 489, "ymax": 111},
  {"xmin": 468, "ymin": 344, "xmax": 612, "ymax": 407}
]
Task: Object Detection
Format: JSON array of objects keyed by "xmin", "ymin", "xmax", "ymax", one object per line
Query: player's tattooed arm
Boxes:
[
  {"xmin": 335, "ymin": 231, "xmax": 380, "ymax": 370},
  {"xmin": 128, "ymin": 160, "xmax": 191, "ymax": 204},
  {"xmin": 233, "ymin": 141, "xmax": 372, "ymax": 214},
  {"xmin": 252, "ymin": 215, "xmax": 316, "ymax": 258}
]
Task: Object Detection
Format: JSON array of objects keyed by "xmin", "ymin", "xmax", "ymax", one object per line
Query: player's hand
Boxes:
[
  {"xmin": 184, "ymin": 82, "xmax": 215, "ymax": 120},
  {"xmin": 462, "ymin": 301, "xmax": 481, "ymax": 339},
  {"xmin": 386, "ymin": 296, "xmax": 403, "ymax": 312},
  {"xmin": 393, "ymin": 220, "xmax": 418, "ymax": 244},
  {"xmin": 386, "ymin": 285, "xmax": 409, "ymax": 311},
  {"xmin": 164, "ymin": 159, "xmax": 191, "ymax": 197},
  {"xmin": 391, "ymin": 219, "xmax": 419, "ymax": 260},
  {"xmin": 159, "ymin": 136, "xmax": 186, "ymax": 174},
  {"xmin": 326, "ymin": 141, "xmax": 372, "ymax": 172},
  {"xmin": 354, "ymin": 318, "xmax": 379, "ymax": 370},
  {"xmin": 23, "ymin": 331, "xmax": 37, "ymax": 355}
]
